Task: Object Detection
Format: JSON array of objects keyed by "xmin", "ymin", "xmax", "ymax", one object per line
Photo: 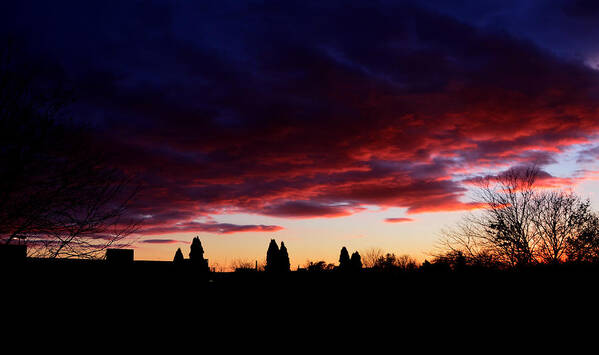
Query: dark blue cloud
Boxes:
[
  {"xmin": 420, "ymin": 0, "xmax": 599, "ymax": 61},
  {"xmin": 2, "ymin": 0, "xmax": 599, "ymax": 229}
]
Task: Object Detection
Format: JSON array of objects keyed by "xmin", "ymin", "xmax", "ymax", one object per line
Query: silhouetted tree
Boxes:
[
  {"xmin": 431, "ymin": 258, "xmax": 452, "ymax": 272},
  {"xmin": 189, "ymin": 236, "xmax": 204, "ymax": 261},
  {"xmin": 189, "ymin": 236, "xmax": 210, "ymax": 273},
  {"xmin": 532, "ymin": 191, "xmax": 599, "ymax": 264},
  {"xmin": 439, "ymin": 165, "xmax": 599, "ymax": 267},
  {"xmin": 361, "ymin": 247, "xmax": 384, "ymax": 268},
  {"xmin": 433, "ymin": 250, "xmax": 467, "ymax": 271},
  {"xmin": 338, "ymin": 247, "xmax": 350, "ymax": 271},
  {"xmin": 173, "ymin": 248, "xmax": 184, "ymax": 264},
  {"xmin": 453, "ymin": 252, "xmax": 467, "ymax": 272},
  {"xmin": 0, "ymin": 38, "xmax": 139, "ymax": 259},
  {"xmin": 305, "ymin": 260, "xmax": 336, "ymax": 272},
  {"xmin": 433, "ymin": 249, "xmax": 500, "ymax": 271},
  {"xmin": 439, "ymin": 166, "xmax": 541, "ymax": 267},
  {"xmin": 265, "ymin": 239, "xmax": 280, "ymax": 272},
  {"xmin": 420, "ymin": 257, "xmax": 451, "ymax": 272},
  {"xmin": 279, "ymin": 242, "xmax": 290, "ymax": 272},
  {"xmin": 350, "ymin": 251, "xmax": 362, "ymax": 271},
  {"xmin": 470, "ymin": 166, "xmax": 539, "ymax": 266},
  {"xmin": 231, "ymin": 258, "xmax": 256, "ymax": 272},
  {"xmin": 373, "ymin": 253, "xmax": 399, "ymax": 271},
  {"xmin": 396, "ymin": 254, "xmax": 419, "ymax": 271},
  {"xmin": 566, "ymin": 214, "xmax": 599, "ymax": 263}
]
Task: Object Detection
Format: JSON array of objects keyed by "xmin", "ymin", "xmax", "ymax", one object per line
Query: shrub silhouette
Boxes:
[{"xmin": 305, "ymin": 260, "xmax": 335, "ymax": 272}]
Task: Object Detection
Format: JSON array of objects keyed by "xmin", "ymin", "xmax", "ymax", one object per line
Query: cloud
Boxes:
[
  {"xmin": 577, "ymin": 145, "xmax": 599, "ymax": 163},
  {"xmin": 462, "ymin": 166, "xmax": 577, "ymax": 189},
  {"xmin": 139, "ymin": 239, "xmax": 189, "ymax": 244},
  {"xmin": 97, "ymin": 2, "xmax": 599, "ymax": 225},
  {"xmin": 5, "ymin": 1, "xmax": 599, "ymax": 234},
  {"xmin": 259, "ymin": 201, "xmax": 362, "ymax": 218},
  {"xmin": 384, "ymin": 218, "xmax": 415, "ymax": 223},
  {"xmin": 137, "ymin": 221, "xmax": 284, "ymax": 235}
]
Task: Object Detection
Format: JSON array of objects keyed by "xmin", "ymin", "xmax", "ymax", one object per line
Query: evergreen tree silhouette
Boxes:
[
  {"xmin": 266, "ymin": 239, "xmax": 280, "ymax": 272},
  {"xmin": 173, "ymin": 248, "xmax": 184, "ymax": 264},
  {"xmin": 189, "ymin": 236, "xmax": 209, "ymax": 273},
  {"xmin": 350, "ymin": 251, "xmax": 362, "ymax": 271},
  {"xmin": 339, "ymin": 247, "xmax": 350, "ymax": 271},
  {"xmin": 279, "ymin": 242, "xmax": 290, "ymax": 272},
  {"xmin": 189, "ymin": 236, "xmax": 204, "ymax": 261}
]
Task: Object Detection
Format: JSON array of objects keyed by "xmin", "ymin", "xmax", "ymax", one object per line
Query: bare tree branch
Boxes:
[{"xmin": 0, "ymin": 37, "xmax": 141, "ymax": 259}]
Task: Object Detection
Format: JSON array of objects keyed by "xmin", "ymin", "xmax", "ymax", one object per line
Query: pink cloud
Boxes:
[
  {"xmin": 81, "ymin": 5, "xmax": 599, "ymax": 233},
  {"xmin": 384, "ymin": 218, "xmax": 414, "ymax": 223},
  {"xmin": 137, "ymin": 221, "xmax": 284, "ymax": 235},
  {"xmin": 139, "ymin": 239, "xmax": 189, "ymax": 244}
]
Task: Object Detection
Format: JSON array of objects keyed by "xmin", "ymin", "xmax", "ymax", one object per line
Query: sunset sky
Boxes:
[{"xmin": 3, "ymin": 0, "xmax": 599, "ymax": 269}]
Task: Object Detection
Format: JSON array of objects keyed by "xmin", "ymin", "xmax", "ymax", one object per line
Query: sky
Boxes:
[{"xmin": 3, "ymin": 0, "xmax": 599, "ymax": 269}]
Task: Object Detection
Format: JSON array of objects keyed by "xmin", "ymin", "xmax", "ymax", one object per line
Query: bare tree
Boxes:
[
  {"xmin": 565, "ymin": 213, "xmax": 599, "ymax": 262},
  {"xmin": 396, "ymin": 254, "xmax": 419, "ymax": 271},
  {"xmin": 360, "ymin": 247, "xmax": 384, "ymax": 268},
  {"xmin": 532, "ymin": 191, "xmax": 597, "ymax": 264},
  {"xmin": 439, "ymin": 165, "xmax": 599, "ymax": 267},
  {"xmin": 0, "ymin": 37, "xmax": 140, "ymax": 259},
  {"xmin": 230, "ymin": 258, "xmax": 256, "ymax": 271},
  {"xmin": 438, "ymin": 218, "xmax": 504, "ymax": 267},
  {"xmin": 438, "ymin": 166, "xmax": 540, "ymax": 267},
  {"xmin": 471, "ymin": 166, "xmax": 540, "ymax": 266}
]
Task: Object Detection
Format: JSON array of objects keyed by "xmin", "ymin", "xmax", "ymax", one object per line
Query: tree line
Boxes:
[
  {"xmin": 174, "ymin": 165, "xmax": 599, "ymax": 274},
  {"xmin": 171, "ymin": 238, "xmax": 425, "ymax": 273}
]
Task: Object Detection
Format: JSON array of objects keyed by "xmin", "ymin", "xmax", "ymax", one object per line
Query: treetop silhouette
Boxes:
[
  {"xmin": 280, "ymin": 242, "xmax": 290, "ymax": 272},
  {"xmin": 266, "ymin": 239, "xmax": 280, "ymax": 272},
  {"xmin": 350, "ymin": 251, "xmax": 362, "ymax": 271},
  {"xmin": 173, "ymin": 248, "xmax": 184, "ymax": 264},
  {"xmin": 339, "ymin": 247, "xmax": 350, "ymax": 270},
  {"xmin": 189, "ymin": 236, "xmax": 204, "ymax": 261},
  {"xmin": 171, "ymin": 236, "xmax": 210, "ymax": 273},
  {"xmin": 265, "ymin": 239, "xmax": 290, "ymax": 272},
  {"xmin": 338, "ymin": 247, "xmax": 362, "ymax": 272}
]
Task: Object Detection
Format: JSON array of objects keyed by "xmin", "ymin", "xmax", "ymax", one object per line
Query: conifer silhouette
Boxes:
[
  {"xmin": 266, "ymin": 239, "xmax": 280, "ymax": 272},
  {"xmin": 350, "ymin": 251, "xmax": 362, "ymax": 271},
  {"xmin": 189, "ymin": 236, "xmax": 204, "ymax": 261},
  {"xmin": 173, "ymin": 248, "xmax": 184, "ymax": 264},
  {"xmin": 189, "ymin": 236, "xmax": 210, "ymax": 273},
  {"xmin": 279, "ymin": 242, "xmax": 290, "ymax": 272},
  {"xmin": 339, "ymin": 247, "xmax": 350, "ymax": 270}
]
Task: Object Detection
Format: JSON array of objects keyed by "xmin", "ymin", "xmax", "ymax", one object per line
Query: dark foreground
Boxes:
[
  {"xmin": 5, "ymin": 259, "xmax": 599, "ymax": 302},
  {"xmin": 4, "ymin": 259, "xmax": 599, "ymax": 340}
]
